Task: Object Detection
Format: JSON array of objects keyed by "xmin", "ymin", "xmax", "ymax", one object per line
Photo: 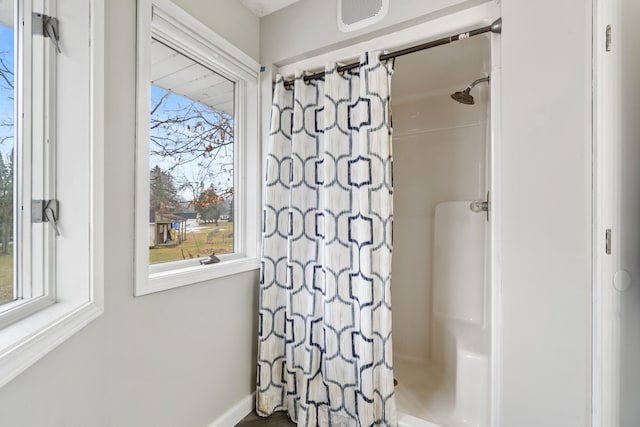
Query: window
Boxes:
[
  {"xmin": 149, "ymin": 41, "xmax": 235, "ymax": 263},
  {"xmin": 0, "ymin": 0, "xmax": 58, "ymax": 328},
  {"xmin": 0, "ymin": 0, "xmax": 103, "ymax": 388},
  {"xmin": 0, "ymin": 5, "xmax": 16, "ymax": 309},
  {"xmin": 135, "ymin": 0, "xmax": 260, "ymax": 296}
]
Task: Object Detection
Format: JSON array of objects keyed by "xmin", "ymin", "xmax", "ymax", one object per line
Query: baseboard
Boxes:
[{"xmin": 208, "ymin": 393, "xmax": 255, "ymax": 427}]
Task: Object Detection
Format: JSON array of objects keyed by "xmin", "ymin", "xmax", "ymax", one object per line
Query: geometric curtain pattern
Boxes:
[{"xmin": 257, "ymin": 51, "xmax": 397, "ymax": 426}]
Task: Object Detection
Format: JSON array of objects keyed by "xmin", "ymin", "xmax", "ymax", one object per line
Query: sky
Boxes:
[{"xmin": 150, "ymin": 84, "xmax": 234, "ymax": 203}]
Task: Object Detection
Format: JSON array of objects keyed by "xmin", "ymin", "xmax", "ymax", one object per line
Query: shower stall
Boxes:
[
  {"xmin": 391, "ymin": 33, "xmax": 494, "ymax": 427},
  {"xmin": 268, "ymin": 6, "xmax": 500, "ymax": 425}
]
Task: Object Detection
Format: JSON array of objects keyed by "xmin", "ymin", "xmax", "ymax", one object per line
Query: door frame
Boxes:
[{"xmin": 592, "ymin": 0, "xmax": 621, "ymax": 425}]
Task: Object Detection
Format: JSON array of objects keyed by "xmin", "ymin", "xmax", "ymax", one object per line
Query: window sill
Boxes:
[
  {"xmin": 0, "ymin": 298, "xmax": 103, "ymax": 388},
  {"xmin": 136, "ymin": 256, "xmax": 260, "ymax": 296},
  {"xmin": 0, "ymin": 296, "xmax": 54, "ymax": 330}
]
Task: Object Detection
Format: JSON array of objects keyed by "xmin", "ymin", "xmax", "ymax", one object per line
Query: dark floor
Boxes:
[{"xmin": 235, "ymin": 411, "xmax": 295, "ymax": 426}]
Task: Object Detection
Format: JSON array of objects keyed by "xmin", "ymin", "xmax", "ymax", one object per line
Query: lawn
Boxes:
[
  {"xmin": 0, "ymin": 223, "xmax": 233, "ymax": 301},
  {"xmin": 149, "ymin": 221, "xmax": 234, "ymax": 265},
  {"xmin": 0, "ymin": 252, "xmax": 12, "ymax": 305}
]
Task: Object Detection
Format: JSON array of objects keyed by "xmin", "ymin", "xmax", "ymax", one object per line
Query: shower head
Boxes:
[
  {"xmin": 451, "ymin": 88, "xmax": 475, "ymax": 105},
  {"xmin": 451, "ymin": 76, "xmax": 490, "ymax": 105}
]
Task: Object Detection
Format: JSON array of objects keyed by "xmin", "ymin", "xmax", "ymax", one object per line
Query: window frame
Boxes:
[
  {"xmin": 0, "ymin": 0, "xmax": 104, "ymax": 388},
  {"xmin": 134, "ymin": 0, "xmax": 261, "ymax": 296},
  {"xmin": 0, "ymin": 0, "xmax": 57, "ymax": 329}
]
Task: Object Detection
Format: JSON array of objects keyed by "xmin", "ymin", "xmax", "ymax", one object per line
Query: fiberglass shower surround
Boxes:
[{"xmin": 390, "ymin": 31, "xmax": 492, "ymax": 426}]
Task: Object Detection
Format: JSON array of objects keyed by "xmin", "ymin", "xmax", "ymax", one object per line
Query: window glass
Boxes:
[
  {"xmin": 0, "ymin": 5, "xmax": 15, "ymax": 306},
  {"xmin": 148, "ymin": 39, "xmax": 234, "ymax": 265}
]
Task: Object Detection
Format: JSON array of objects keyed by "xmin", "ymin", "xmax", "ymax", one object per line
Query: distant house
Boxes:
[
  {"xmin": 149, "ymin": 211, "xmax": 187, "ymax": 247},
  {"xmin": 174, "ymin": 211, "xmax": 200, "ymax": 228}
]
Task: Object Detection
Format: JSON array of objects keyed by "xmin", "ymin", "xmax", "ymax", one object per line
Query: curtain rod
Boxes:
[{"xmin": 282, "ymin": 18, "xmax": 502, "ymax": 89}]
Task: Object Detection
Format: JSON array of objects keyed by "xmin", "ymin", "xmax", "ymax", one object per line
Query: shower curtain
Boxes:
[{"xmin": 257, "ymin": 51, "xmax": 396, "ymax": 426}]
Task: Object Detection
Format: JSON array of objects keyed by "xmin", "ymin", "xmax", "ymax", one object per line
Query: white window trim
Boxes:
[
  {"xmin": 135, "ymin": 0, "xmax": 261, "ymax": 296},
  {"xmin": 0, "ymin": 0, "xmax": 57, "ymax": 330},
  {"xmin": 0, "ymin": 0, "xmax": 104, "ymax": 388}
]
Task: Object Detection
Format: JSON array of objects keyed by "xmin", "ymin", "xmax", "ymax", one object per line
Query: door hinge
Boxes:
[
  {"xmin": 605, "ymin": 228, "xmax": 612, "ymax": 255},
  {"xmin": 606, "ymin": 25, "xmax": 612, "ymax": 52},
  {"xmin": 32, "ymin": 12, "xmax": 61, "ymax": 53},
  {"xmin": 32, "ymin": 199, "xmax": 61, "ymax": 236}
]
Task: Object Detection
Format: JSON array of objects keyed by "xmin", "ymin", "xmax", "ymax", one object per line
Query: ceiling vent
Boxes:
[{"xmin": 338, "ymin": 0, "xmax": 389, "ymax": 33}]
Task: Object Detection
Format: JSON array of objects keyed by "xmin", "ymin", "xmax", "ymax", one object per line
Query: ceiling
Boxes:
[
  {"xmin": 151, "ymin": 40, "xmax": 234, "ymax": 115},
  {"xmin": 238, "ymin": 0, "xmax": 301, "ymax": 17},
  {"xmin": 0, "ymin": 0, "xmax": 13, "ymax": 28}
]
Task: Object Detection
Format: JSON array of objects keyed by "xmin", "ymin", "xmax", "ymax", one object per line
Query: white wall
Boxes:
[
  {"xmin": 392, "ymin": 86, "xmax": 488, "ymax": 362},
  {"xmin": 0, "ymin": 1, "xmax": 260, "ymax": 426},
  {"xmin": 173, "ymin": 0, "xmax": 260, "ymax": 61},
  {"xmin": 500, "ymin": 0, "xmax": 591, "ymax": 426},
  {"xmin": 260, "ymin": 0, "xmax": 488, "ymax": 66}
]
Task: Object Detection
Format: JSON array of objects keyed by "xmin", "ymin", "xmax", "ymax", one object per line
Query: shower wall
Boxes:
[{"xmin": 392, "ymin": 85, "xmax": 489, "ymax": 363}]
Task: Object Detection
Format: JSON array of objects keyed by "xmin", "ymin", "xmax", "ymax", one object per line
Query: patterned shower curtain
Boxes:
[{"xmin": 257, "ymin": 51, "xmax": 396, "ymax": 427}]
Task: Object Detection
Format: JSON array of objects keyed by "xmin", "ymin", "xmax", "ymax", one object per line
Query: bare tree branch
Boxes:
[
  {"xmin": 0, "ymin": 55, "xmax": 14, "ymax": 91},
  {"xmin": 150, "ymin": 90, "xmax": 170, "ymax": 116},
  {"xmin": 149, "ymin": 86, "xmax": 233, "ymax": 210}
]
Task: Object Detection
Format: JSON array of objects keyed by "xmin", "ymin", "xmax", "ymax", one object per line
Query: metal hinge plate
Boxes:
[
  {"xmin": 32, "ymin": 199, "xmax": 60, "ymax": 236},
  {"xmin": 32, "ymin": 12, "xmax": 61, "ymax": 53},
  {"xmin": 606, "ymin": 228, "xmax": 612, "ymax": 255},
  {"xmin": 606, "ymin": 25, "xmax": 612, "ymax": 52}
]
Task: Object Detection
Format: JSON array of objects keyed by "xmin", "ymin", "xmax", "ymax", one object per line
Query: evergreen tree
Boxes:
[
  {"xmin": 0, "ymin": 151, "xmax": 13, "ymax": 255},
  {"xmin": 149, "ymin": 165, "xmax": 179, "ymax": 211}
]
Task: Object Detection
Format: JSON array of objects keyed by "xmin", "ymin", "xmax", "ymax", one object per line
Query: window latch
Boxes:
[
  {"xmin": 32, "ymin": 199, "xmax": 61, "ymax": 236},
  {"xmin": 32, "ymin": 13, "xmax": 61, "ymax": 54}
]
